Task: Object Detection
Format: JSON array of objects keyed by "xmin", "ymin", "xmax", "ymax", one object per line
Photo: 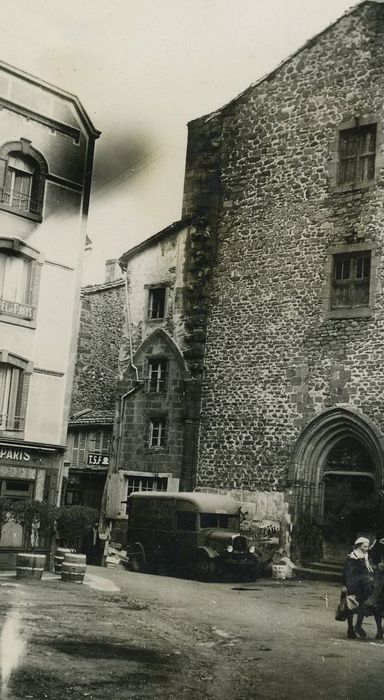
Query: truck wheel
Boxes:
[
  {"xmin": 127, "ymin": 552, "xmax": 146, "ymax": 573},
  {"xmin": 191, "ymin": 553, "xmax": 215, "ymax": 582},
  {"xmin": 244, "ymin": 559, "xmax": 260, "ymax": 582}
]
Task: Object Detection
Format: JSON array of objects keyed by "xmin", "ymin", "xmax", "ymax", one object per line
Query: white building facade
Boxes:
[{"xmin": 0, "ymin": 61, "xmax": 99, "ymax": 566}]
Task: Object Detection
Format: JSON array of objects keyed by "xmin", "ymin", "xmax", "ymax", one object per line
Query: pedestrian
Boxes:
[
  {"xmin": 361, "ymin": 534, "xmax": 384, "ymax": 640},
  {"xmin": 342, "ymin": 536, "xmax": 373, "ymax": 639}
]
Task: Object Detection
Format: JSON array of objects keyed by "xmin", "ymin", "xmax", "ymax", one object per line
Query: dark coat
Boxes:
[{"xmin": 342, "ymin": 556, "xmax": 372, "ymax": 604}]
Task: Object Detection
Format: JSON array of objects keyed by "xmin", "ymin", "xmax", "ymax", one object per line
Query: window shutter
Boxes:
[
  {"xmin": 7, "ymin": 368, "xmax": 20, "ymax": 430},
  {"xmin": 105, "ymin": 472, "xmax": 125, "ymax": 518},
  {"xmin": 0, "ymin": 157, "xmax": 7, "ymax": 196}
]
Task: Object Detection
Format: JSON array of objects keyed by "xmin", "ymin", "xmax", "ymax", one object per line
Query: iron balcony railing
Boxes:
[
  {"xmin": 0, "ymin": 188, "xmax": 40, "ymax": 213},
  {"xmin": 0, "ymin": 413, "xmax": 24, "ymax": 431}
]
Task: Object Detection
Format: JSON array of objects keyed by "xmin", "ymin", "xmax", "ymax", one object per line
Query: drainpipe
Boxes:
[
  {"xmin": 115, "ymin": 266, "xmax": 142, "ymax": 467},
  {"xmin": 99, "ymin": 266, "xmax": 142, "ymax": 563}
]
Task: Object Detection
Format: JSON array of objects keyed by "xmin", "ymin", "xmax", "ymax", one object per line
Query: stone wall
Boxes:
[
  {"xmin": 70, "ymin": 279, "xmax": 125, "ymax": 414},
  {"xmin": 181, "ymin": 2, "xmax": 384, "ymax": 490}
]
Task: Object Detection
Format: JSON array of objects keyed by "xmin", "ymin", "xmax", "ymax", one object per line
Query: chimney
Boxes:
[{"xmin": 105, "ymin": 259, "xmax": 119, "ymax": 282}]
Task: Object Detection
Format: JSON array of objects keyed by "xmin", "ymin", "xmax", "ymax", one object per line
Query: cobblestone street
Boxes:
[{"xmin": 0, "ymin": 567, "xmax": 383, "ymax": 699}]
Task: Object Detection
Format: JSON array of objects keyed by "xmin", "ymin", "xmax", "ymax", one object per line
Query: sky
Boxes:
[{"xmin": 0, "ymin": 0, "xmax": 363, "ymax": 283}]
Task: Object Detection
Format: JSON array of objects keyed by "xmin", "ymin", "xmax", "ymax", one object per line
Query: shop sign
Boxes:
[
  {"xmin": 0, "ymin": 297, "xmax": 33, "ymax": 319},
  {"xmin": 0, "ymin": 448, "xmax": 30, "ymax": 462},
  {"xmin": 87, "ymin": 453, "xmax": 109, "ymax": 467}
]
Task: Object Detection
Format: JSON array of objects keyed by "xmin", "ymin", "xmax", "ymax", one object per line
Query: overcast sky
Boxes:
[{"xmin": 1, "ymin": 0, "xmax": 361, "ymax": 283}]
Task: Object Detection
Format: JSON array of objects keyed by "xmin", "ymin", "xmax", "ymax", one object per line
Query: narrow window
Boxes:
[
  {"xmin": 331, "ymin": 251, "xmax": 371, "ymax": 309},
  {"xmin": 338, "ymin": 124, "xmax": 377, "ymax": 186},
  {"xmin": 0, "ymin": 363, "xmax": 23, "ymax": 431},
  {"xmin": 149, "ymin": 418, "xmax": 166, "ymax": 448},
  {"xmin": 148, "ymin": 359, "xmax": 167, "ymax": 392},
  {"xmin": 148, "ymin": 287, "xmax": 166, "ymax": 320},
  {"xmin": 0, "ymin": 251, "xmax": 33, "ymax": 317}
]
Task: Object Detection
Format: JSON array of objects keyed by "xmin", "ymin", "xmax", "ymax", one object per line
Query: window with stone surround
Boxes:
[
  {"xmin": 149, "ymin": 417, "xmax": 166, "ymax": 448},
  {"xmin": 123, "ymin": 473, "xmax": 168, "ymax": 514},
  {"xmin": 324, "ymin": 243, "xmax": 377, "ymax": 319},
  {"xmin": 148, "ymin": 358, "xmax": 168, "ymax": 393},
  {"xmin": 331, "ymin": 251, "xmax": 371, "ymax": 309},
  {"xmin": 334, "ymin": 120, "xmax": 379, "ymax": 190},
  {"xmin": 148, "ymin": 286, "xmax": 166, "ymax": 320}
]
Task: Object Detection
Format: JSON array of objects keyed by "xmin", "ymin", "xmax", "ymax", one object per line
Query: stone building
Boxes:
[
  {"xmin": 104, "ymin": 222, "xmax": 199, "ymax": 542},
  {"xmin": 0, "ymin": 60, "xmax": 99, "ymax": 566},
  {"xmin": 181, "ymin": 0, "xmax": 384, "ymax": 561},
  {"xmin": 102, "ymin": 0, "xmax": 384, "ymax": 562},
  {"xmin": 66, "ymin": 261, "xmax": 124, "ymax": 511}
]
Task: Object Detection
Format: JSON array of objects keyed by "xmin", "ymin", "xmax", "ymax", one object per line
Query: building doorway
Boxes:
[
  {"xmin": 321, "ymin": 438, "xmax": 377, "ymax": 561},
  {"xmin": 289, "ymin": 407, "xmax": 384, "ymax": 564}
]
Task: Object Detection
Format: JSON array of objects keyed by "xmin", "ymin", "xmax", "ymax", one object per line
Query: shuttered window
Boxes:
[
  {"xmin": 331, "ymin": 252, "xmax": 371, "ymax": 309},
  {"xmin": 338, "ymin": 125, "xmax": 377, "ymax": 186},
  {"xmin": 0, "ymin": 364, "xmax": 23, "ymax": 431},
  {"xmin": 71, "ymin": 432, "xmax": 87, "ymax": 468}
]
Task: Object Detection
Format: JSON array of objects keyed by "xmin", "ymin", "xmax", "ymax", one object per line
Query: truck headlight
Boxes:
[
  {"xmin": 227, "ymin": 545, "xmax": 234, "ymax": 553},
  {"xmin": 249, "ymin": 545, "xmax": 255, "ymax": 554}
]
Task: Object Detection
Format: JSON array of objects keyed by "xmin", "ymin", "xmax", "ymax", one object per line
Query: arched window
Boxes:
[{"xmin": 0, "ymin": 141, "xmax": 47, "ymax": 220}]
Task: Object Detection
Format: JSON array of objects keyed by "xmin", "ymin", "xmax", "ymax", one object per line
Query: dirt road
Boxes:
[{"xmin": 0, "ymin": 566, "xmax": 383, "ymax": 699}]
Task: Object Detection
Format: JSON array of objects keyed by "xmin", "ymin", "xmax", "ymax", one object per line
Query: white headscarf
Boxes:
[{"xmin": 350, "ymin": 537, "xmax": 373, "ymax": 572}]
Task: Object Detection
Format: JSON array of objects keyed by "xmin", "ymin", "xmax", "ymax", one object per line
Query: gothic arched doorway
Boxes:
[
  {"xmin": 289, "ymin": 408, "xmax": 384, "ymax": 563},
  {"xmin": 322, "ymin": 437, "xmax": 377, "ymax": 561}
]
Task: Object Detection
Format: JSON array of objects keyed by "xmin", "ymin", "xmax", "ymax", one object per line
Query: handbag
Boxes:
[{"xmin": 335, "ymin": 591, "xmax": 348, "ymax": 621}]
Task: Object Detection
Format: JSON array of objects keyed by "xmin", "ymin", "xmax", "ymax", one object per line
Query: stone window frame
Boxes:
[
  {"xmin": 0, "ymin": 349, "xmax": 33, "ymax": 438},
  {"xmin": 146, "ymin": 356, "xmax": 168, "ymax": 394},
  {"xmin": 0, "ymin": 140, "xmax": 48, "ymax": 222},
  {"xmin": 323, "ymin": 242, "xmax": 378, "ymax": 320},
  {"xmin": 147, "ymin": 415, "xmax": 167, "ymax": 450},
  {"xmin": 144, "ymin": 283, "xmax": 170, "ymax": 323},
  {"xmin": 330, "ymin": 115, "xmax": 382, "ymax": 194},
  {"xmin": 0, "ymin": 236, "xmax": 43, "ymax": 329}
]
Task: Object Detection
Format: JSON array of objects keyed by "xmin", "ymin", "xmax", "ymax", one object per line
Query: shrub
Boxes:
[{"xmin": 56, "ymin": 505, "xmax": 99, "ymax": 551}]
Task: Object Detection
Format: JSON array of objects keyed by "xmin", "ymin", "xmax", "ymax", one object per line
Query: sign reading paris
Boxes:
[{"xmin": 87, "ymin": 453, "xmax": 110, "ymax": 467}]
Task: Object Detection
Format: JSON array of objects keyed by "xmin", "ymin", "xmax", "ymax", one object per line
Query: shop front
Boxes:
[{"xmin": 0, "ymin": 441, "xmax": 63, "ymax": 569}]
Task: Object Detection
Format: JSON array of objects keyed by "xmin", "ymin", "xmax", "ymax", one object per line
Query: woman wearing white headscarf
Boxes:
[{"xmin": 342, "ymin": 537, "xmax": 373, "ymax": 639}]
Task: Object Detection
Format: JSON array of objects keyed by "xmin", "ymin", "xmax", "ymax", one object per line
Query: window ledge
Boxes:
[
  {"xmin": 0, "ymin": 202, "xmax": 42, "ymax": 223},
  {"xmin": 0, "ymin": 312, "xmax": 36, "ymax": 329},
  {"xmin": 326, "ymin": 307, "xmax": 373, "ymax": 320},
  {"xmin": 0, "ymin": 429, "xmax": 25, "ymax": 439},
  {"xmin": 332, "ymin": 181, "xmax": 376, "ymax": 195}
]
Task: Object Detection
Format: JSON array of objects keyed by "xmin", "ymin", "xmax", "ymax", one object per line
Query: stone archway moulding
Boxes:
[
  {"xmin": 131, "ymin": 328, "xmax": 191, "ymax": 380},
  {"xmin": 289, "ymin": 406, "xmax": 384, "ymax": 488}
]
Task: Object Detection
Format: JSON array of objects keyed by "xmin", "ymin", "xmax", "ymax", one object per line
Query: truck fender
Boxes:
[
  {"xmin": 127, "ymin": 542, "xmax": 146, "ymax": 562},
  {"xmin": 197, "ymin": 546, "xmax": 219, "ymax": 560}
]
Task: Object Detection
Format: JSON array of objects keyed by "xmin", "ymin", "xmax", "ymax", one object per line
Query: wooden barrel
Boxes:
[
  {"xmin": 54, "ymin": 547, "xmax": 72, "ymax": 573},
  {"xmin": 16, "ymin": 553, "xmax": 46, "ymax": 580},
  {"xmin": 61, "ymin": 553, "xmax": 86, "ymax": 584}
]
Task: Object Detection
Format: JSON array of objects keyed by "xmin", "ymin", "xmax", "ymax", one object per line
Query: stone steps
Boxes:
[{"xmin": 295, "ymin": 560, "xmax": 343, "ymax": 583}]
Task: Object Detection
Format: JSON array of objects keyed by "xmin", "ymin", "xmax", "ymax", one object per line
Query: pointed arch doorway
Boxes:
[{"xmin": 290, "ymin": 408, "xmax": 384, "ymax": 563}]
